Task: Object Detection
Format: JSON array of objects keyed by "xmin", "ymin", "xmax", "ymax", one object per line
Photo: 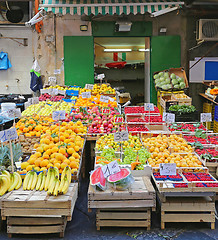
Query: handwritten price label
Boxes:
[
  {"xmin": 163, "ymin": 112, "xmax": 175, "ymax": 123},
  {"xmin": 97, "ymin": 74, "xmax": 105, "ymax": 80},
  {"xmin": 32, "ymin": 97, "xmax": 39, "ymax": 104},
  {"xmin": 102, "ymin": 108, "xmax": 110, "ymax": 115},
  {"xmin": 160, "ymin": 163, "xmax": 176, "ymax": 176},
  {"xmin": 52, "ymin": 111, "xmax": 66, "ymax": 121},
  {"xmin": 81, "ymin": 91, "xmax": 91, "ymax": 99},
  {"xmin": 101, "ymin": 160, "xmax": 121, "ymax": 178},
  {"xmin": 144, "ymin": 103, "xmax": 154, "ymax": 111},
  {"xmin": 109, "ymin": 97, "xmax": 115, "ymax": 102},
  {"xmin": 6, "ymin": 109, "xmax": 21, "ymax": 118},
  {"xmin": 100, "ymin": 95, "xmax": 109, "ymax": 103},
  {"xmin": 0, "ymin": 128, "xmax": 18, "ymax": 142},
  {"xmin": 200, "ymin": 113, "xmax": 212, "ymax": 122},
  {"xmin": 114, "ymin": 115, "xmax": 124, "ymax": 124},
  {"xmin": 85, "ymin": 84, "xmax": 94, "ymax": 90},
  {"xmin": 40, "ymin": 89, "xmax": 49, "ymax": 94},
  {"xmin": 114, "ymin": 131, "xmax": 129, "ymax": 142}
]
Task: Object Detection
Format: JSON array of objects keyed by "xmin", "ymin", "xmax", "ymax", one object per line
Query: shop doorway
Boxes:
[{"xmin": 94, "ymin": 37, "xmax": 150, "ymax": 105}]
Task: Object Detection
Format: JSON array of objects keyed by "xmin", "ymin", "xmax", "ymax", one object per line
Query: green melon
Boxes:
[{"xmin": 90, "ymin": 167, "xmax": 106, "ymax": 191}]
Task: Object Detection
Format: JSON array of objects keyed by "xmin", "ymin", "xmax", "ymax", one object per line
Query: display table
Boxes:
[
  {"xmin": 88, "ymin": 176, "xmax": 155, "ymax": 230},
  {"xmin": 0, "ymin": 183, "xmax": 78, "ymax": 237},
  {"xmin": 199, "ymin": 93, "xmax": 218, "ymax": 105}
]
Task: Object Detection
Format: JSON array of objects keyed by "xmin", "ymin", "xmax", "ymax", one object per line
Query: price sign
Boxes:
[
  {"xmin": 52, "ymin": 111, "xmax": 66, "ymax": 121},
  {"xmin": 27, "ymin": 98, "xmax": 33, "ymax": 105},
  {"xmin": 85, "ymin": 84, "xmax": 94, "ymax": 90},
  {"xmin": 109, "ymin": 97, "xmax": 115, "ymax": 102},
  {"xmin": 114, "ymin": 115, "xmax": 124, "ymax": 124},
  {"xmin": 200, "ymin": 113, "xmax": 212, "ymax": 122},
  {"xmin": 100, "ymin": 95, "xmax": 109, "ymax": 103},
  {"xmin": 32, "ymin": 97, "xmax": 39, "ymax": 104},
  {"xmin": 163, "ymin": 112, "xmax": 175, "ymax": 123},
  {"xmin": 102, "ymin": 108, "xmax": 110, "ymax": 115},
  {"xmin": 97, "ymin": 74, "xmax": 105, "ymax": 80},
  {"xmin": 101, "ymin": 160, "xmax": 121, "ymax": 178},
  {"xmin": 144, "ymin": 103, "xmax": 154, "ymax": 111},
  {"xmin": 0, "ymin": 128, "xmax": 18, "ymax": 142},
  {"xmin": 81, "ymin": 91, "xmax": 91, "ymax": 99},
  {"xmin": 50, "ymin": 88, "xmax": 58, "ymax": 96},
  {"xmin": 160, "ymin": 163, "xmax": 176, "ymax": 176},
  {"xmin": 58, "ymin": 90, "xmax": 66, "ymax": 95},
  {"xmin": 114, "ymin": 131, "xmax": 129, "ymax": 142},
  {"xmin": 6, "ymin": 109, "xmax": 21, "ymax": 118},
  {"xmin": 48, "ymin": 76, "xmax": 57, "ymax": 85},
  {"xmin": 40, "ymin": 89, "xmax": 49, "ymax": 94},
  {"xmin": 54, "ymin": 69, "xmax": 61, "ymax": 75}
]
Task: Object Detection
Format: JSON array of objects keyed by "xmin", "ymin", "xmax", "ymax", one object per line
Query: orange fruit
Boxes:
[
  {"xmin": 40, "ymin": 160, "xmax": 49, "ymax": 168},
  {"xmin": 25, "ymin": 133, "xmax": 31, "ymax": 137},
  {"xmin": 59, "ymin": 147, "xmax": 66, "ymax": 155},
  {"xmin": 36, "ymin": 147, "xmax": 44, "ymax": 153},
  {"xmin": 63, "ymin": 159, "xmax": 70, "ymax": 165},
  {"xmin": 35, "ymin": 152, "xmax": 41, "ymax": 158},
  {"xmin": 71, "ymin": 168, "xmax": 78, "ymax": 174},
  {"xmin": 56, "ymin": 153, "xmax": 65, "ymax": 161},
  {"xmin": 21, "ymin": 162, "xmax": 29, "ymax": 169},
  {"xmin": 45, "ymin": 149, "xmax": 52, "ymax": 156},
  {"xmin": 26, "ymin": 165, "xmax": 34, "ymax": 172},
  {"xmin": 35, "ymin": 132, "xmax": 41, "ymax": 137},
  {"xmin": 74, "ymin": 146, "xmax": 80, "ymax": 152},
  {"xmin": 61, "ymin": 162, "xmax": 68, "ymax": 170},
  {"xmin": 34, "ymin": 143, "xmax": 39, "ymax": 149},
  {"xmin": 35, "ymin": 159, "xmax": 42, "ymax": 167},
  {"xmin": 67, "ymin": 148, "xmax": 74, "ymax": 155},
  {"xmin": 59, "ymin": 169, "xmax": 63, "ymax": 174},
  {"xmin": 23, "ymin": 127, "xmax": 29, "ymax": 133},
  {"xmin": 28, "ymin": 158, "xmax": 36, "ymax": 165},
  {"xmin": 70, "ymin": 161, "xmax": 78, "ymax": 169},
  {"xmin": 51, "ymin": 146, "xmax": 59, "ymax": 153},
  {"xmin": 69, "ymin": 156, "xmax": 75, "ymax": 162},
  {"xmin": 47, "ymin": 163, "xmax": 53, "ymax": 168},
  {"xmin": 54, "ymin": 162, "xmax": 61, "ymax": 169},
  {"xmin": 42, "ymin": 153, "xmax": 50, "ymax": 159},
  {"xmin": 34, "ymin": 167, "xmax": 41, "ymax": 172}
]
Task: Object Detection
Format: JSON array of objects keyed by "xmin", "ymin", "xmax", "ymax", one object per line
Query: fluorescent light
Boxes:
[
  {"xmin": 138, "ymin": 48, "xmax": 150, "ymax": 52},
  {"xmin": 151, "ymin": 6, "xmax": 179, "ymax": 17},
  {"xmin": 104, "ymin": 49, "xmax": 132, "ymax": 52}
]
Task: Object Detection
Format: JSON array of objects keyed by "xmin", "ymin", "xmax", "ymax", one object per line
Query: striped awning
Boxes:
[{"xmin": 40, "ymin": 0, "xmax": 184, "ymax": 16}]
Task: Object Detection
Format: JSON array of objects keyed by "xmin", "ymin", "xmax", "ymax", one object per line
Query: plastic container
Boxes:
[{"xmin": 1, "ymin": 102, "xmax": 16, "ymax": 112}]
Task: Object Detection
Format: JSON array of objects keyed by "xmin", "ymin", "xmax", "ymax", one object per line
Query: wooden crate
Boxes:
[
  {"xmin": 172, "ymin": 93, "xmax": 192, "ymax": 106},
  {"xmin": 96, "ymin": 208, "xmax": 151, "ymax": 230},
  {"xmin": 159, "ymin": 196, "xmax": 215, "ymax": 230},
  {"xmin": 7, "ymin": 216, "xmax": 67, "ymax": 238},
  {"xmin": 0, "ymin": 183, "xmax": 78, "ymax": 221},
  {"xmin": 88, "ymin": 177, "xmax": 156, "ymax": 210}
]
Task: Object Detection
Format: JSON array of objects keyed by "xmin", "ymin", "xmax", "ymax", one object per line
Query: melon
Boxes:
[
  {"xmin": 90, "ymin": 167, "xmax": 106, "ymax": 191},
  {"xmin": 107, "ymin": 168, "xmax": 133, "ymax": 191}
]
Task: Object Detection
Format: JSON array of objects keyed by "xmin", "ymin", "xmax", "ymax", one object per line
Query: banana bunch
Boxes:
[
  {"xmin": 58, "ymin": 166, "xmax": 71, "ymax": 195},
  {"xmin": 0, "ymin": 170, "xmax": 22, "ymax": 196}
]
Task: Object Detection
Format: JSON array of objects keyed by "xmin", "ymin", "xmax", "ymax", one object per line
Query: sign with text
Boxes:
[
  {"xmin": 163, "ymin": 112, "xmax": 175, "ymax": 123},
  {"xmin": 100, "ymin": 95, "xmax": 109, "ymax": 103},
  {"xmin": 0, "ymin": 128, "xmax": 18, "ymax": 142},
  {"xmin": 81, "ymin": 91, "xmax": 91, "ymax": 99},
  {"xmin": 109, "ymin": 97, "xmax": 115, "ymax": 102},
  {"xmin": 6, "ymin": 108, "xmax": 21, "ymax": 118},
  {"xmin": 32, "ymin": 97, "xmax": 39, "ymax": 104},
  {"xmin": 97, "ymin": 73, "xmax": 105, "ymax": 80},
  {"xmin": 54, "ymin": 69, "xmax": 61, "ymax": 75},
  {"xmin": 200, "ymin": 113, "xmax": 212, "ymax": 122},
  {"xmin": 144, "ymin": 103, "xmax": 154, "ymax": 111},
  {"xmin": 102, "ymin": 108, "xmax": 110, "ymax": 115},
  {"xmin": 160, "ymin": 163, "xmax": 176, "ymax": 176},
  {"xmin": 52, "ymin": 111, "xmax": 66, "ymax": 121},
  {"xmin": 40, "ymin": 89, "xmax": 49, "ymax": 94},
  {"xmin": 114, "ymin": 131, "xmax": 129, "ymax": 142},
  {"xmin": 114, "ymin": 115, "xmax": 124, "ymax": 124},
  {"xmin": 101, "ymin": 160, "xmax": 121, "ymax": 178},
  {"xmin": 85, "ymin": 84, "xmax": 94, "ymax": 90}
]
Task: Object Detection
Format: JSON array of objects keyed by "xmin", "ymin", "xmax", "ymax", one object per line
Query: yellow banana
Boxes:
[
  {"xmin": 61, "ymin": 177, "xmax": 70, "ymax": 195},
  {"xmin": 66, "ymin": 167, "xmax": 72, "ymax": 184},
  {"xmin": 53, "ymin": 178, "xmax": 60, "ymax": 196},
  {"xmin": 14, "ymin": 172, "xmax": 22, "ymax": 190},
  {"xmin": 61, "ymin": 166, "xmax": 68, "ymax": 181},
  {"xmin": 44, "ymin": 168, "xmax": 52, "ymax": 191},
  {"xmin": 27, "ymin": 172, "xmax": 34, "ymax": 190},
  {"xmin": 58, "ymin": 174, "xmax": 67, "ymax": 194},
  {"xmin": 39, "ymin": 174, "xmax": 46, "ymax": 191},
  {"xmin": 0, "ymin": 175, "xmax": 10, "ymax": 196},
  {"xmin": 48, "ymin": 170, "xmax": 55, "ymax": 190},
  {"xmin": 47, "ymin": 176, "xmax": 56, "ymax": 195},
  {"xmin": 30, "ymin": 172, "xmax": 37, "ymax": 190},
  {"xmin": 23, "ymin": 172, "xmax": 31, "ymax": 190},
  {"xmin": 2, "ymin": 170, "xmax": 11, "ymax": 183},
  {"xmin": 8, "ymin": 173, "xmax": 19, "ymax": 192},
  {"xmin": 53, "ymin": 167, "xmax": 59, "ymax": 180},
  {"xmin": 35, "ymin": 172, "xmax": 43, "ymax": 191}
]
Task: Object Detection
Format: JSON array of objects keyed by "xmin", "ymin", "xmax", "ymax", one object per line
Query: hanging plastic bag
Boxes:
[
  {"xmin": 0, "ymin": 51, "xmax": 12, "ymax": 70},
  {"xmin": 30, "ymin": 60, "xmax": 43, "ymax": 92}
]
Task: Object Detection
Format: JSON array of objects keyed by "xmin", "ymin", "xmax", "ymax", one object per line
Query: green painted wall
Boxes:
[
  {"xmin": 150, "ymin": 35, "xmax": 181, "ymax": 104},
  {"xmin": 92, "ymin": 21, "xmax": 152, "ymax": 37},
  {"xmin": 64, "ymin": 36, "xmax": 94, "ymax": 87}
]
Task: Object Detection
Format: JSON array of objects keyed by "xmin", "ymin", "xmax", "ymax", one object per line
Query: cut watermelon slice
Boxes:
[
  {"xmin": 107, "ymin": 168, "xmax": 133, "ymax": 190},
  {"xmin": 90, "ymin": 167, "xmax": 106, "ymax": 191}
]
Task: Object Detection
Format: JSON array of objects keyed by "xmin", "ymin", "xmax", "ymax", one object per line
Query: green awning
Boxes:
[{"xmin": 40, "ymin": 0, "xmax": 184, "ymax": 16}]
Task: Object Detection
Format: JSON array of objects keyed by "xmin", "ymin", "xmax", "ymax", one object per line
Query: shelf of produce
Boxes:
[
  {"xmin": 199, "ymin": 93, "xmax": 218, "ymax": 105},
  {"xmin": 159, "ymin": 196, "xmax": 215, "ymax": 230}
]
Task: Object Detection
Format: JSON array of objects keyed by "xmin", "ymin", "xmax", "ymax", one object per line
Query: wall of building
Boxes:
[{"xmin": 0, "ymin": 26, "xmax": 34, "ymax": 94}]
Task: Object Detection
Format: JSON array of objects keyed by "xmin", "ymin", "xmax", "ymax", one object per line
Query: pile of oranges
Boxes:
[
  {"xmin": 16, "ymin": 116, "xmax": 54, "ymax": 137},
  {"xmin": 20, "ymin": 121, "xmax": 87, "ymax": 174},
  {"xmin": 75, "ymin": 94, "xmax": 117, "ymax": 108}
]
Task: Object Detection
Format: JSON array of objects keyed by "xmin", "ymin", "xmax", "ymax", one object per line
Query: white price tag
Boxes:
[
  {"xmin": 0, "ymin": 128, "xmax": 18, "ymax": 142},
  {"xmin": 48, "ymin": 76, "xmax": 57, "ymax": 85},
  {"xmin": 101, "ymin": 160, "xmax": 121, "ymax": 178},
  {"xmin": 114, "ymin": 115, "xmax": 124, "ymax": 124},
  {"xmin": 102, "ymin": 108, "xmax": 110, "ymax": 115},
  {"xmin": 6, "ymin": 109, "xmax": 15, "ymax": 118},
  {"xmin": 97, "ymin": 74, "xmax": 105, "ymax": 80},
  {"xmin": 32, "ymin": 97, "xmax": 39, "ymax": 104},
  {"xmin": 52, "ymin": 111, "xmax": 66, "ymax": 121},
  {"xmin": 163, "ymin": 112, "xmax": 175, "ymax": 123},
  {"xmin": 40, "ymin": 89, "xmax": 48, "ymax": 94},
  {"xmin": 51, "ymin": 89, "xmax": 58, "ymax": 96},
  {"xmin": 114, "ymin": 131, "xmax": 129, "ymax": 142},
  {"xmin": 85, "ymin": 84, "xmax": 94, "ymax": 90},
  {"xmin": 54, "ymin": 69, "xmax": 61, "ymax": 75},
  {"xmin": 28, "ymin": 98, "xmax": 33, "ymax": 105},
  {"xmin": 100, "ymin": 95, "xmax": 109, "ymax": 103},
  {"xmin": 200, "ymin": 113, "xmax": 212, "ymax": 122},
  {"xmin": 81, "ymin": 91, "xmax": 91, "ymax": 99},
  {"xmin": 160, "ymin": 163, "xmax": 176, "ymax": 176},
  {"xmin": 58, "ymin": 90, "xmax": 66, "ymax": 95},
  {"xmin": 109, "ymin": 97, "xmax": 115, "ymax": 102},
  {"xmin": 144, "ymin": 103, "xmax": 154, "ymax": 111}
]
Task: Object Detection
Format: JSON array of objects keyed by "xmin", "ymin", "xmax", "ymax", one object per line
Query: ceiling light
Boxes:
[
  {"xmin": 138, "ymin": 49, "xmax": 150, "ymax": 52},
  {"xmin": 104, "ymin": 49, "xmax": 132, "ymax": 52},
  {"xmin": 151, "ymin": 6, "xmax": 179, "ymax": 17},
  {"xmin": 115, "ymin": 21, "xmax": 132, "ymax": 32}
]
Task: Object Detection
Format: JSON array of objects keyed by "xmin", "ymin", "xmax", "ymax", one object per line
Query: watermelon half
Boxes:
[
  {"xmin": 90, "ymin": 167, "xmax": 106, "ymax": 191},
  {"xmin": 107, "ymin": 168, "xmax": 133, "ymax": 191}
]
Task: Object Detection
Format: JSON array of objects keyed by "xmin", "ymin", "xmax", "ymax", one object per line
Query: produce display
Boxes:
[
  {"xmin": 80, "ymin": 84, "xmax": 115, "ymax": 95},
  {"xmin": 90, "ymin": 167, "xmax": 106, "ymax": 191},
  {"xmin": 96, "ymin": 134, "xmax": 121, "ymax": 152},
  {"xmin": 168, "ymin": 105, "xmax": 196, "ymax": 114},
  {"xmin": 153, "ymin": 71, "xmax": 186, "ymax": 90},
  {"xmin": 39, "ymin": 94, "xmax": 65, "ymax": 102},
  {"xmin": 169, "ymin": 122, "xmax": 207, "ymax": 132},
  {"xmin": 124, "ymin": 106, "xmax": 160, "ymax": 114},
  {"xmin": 18, "ymin": 135, "xmax": 40, "ymax": 153}
]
